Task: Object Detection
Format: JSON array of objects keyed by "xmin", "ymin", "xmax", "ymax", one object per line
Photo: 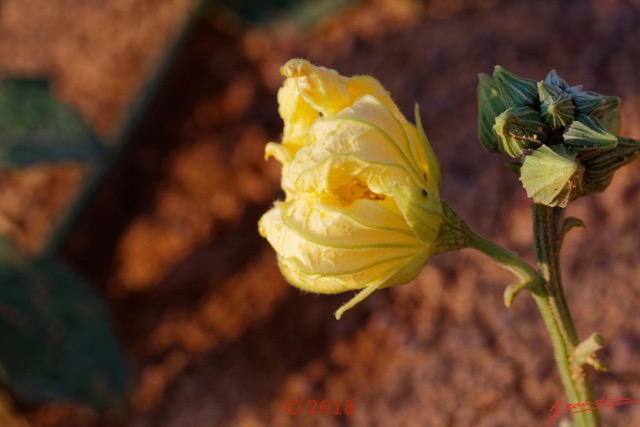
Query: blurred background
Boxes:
[{"xmin": 1, "ymin": 0, "xmax": 640, "ymax": 426}]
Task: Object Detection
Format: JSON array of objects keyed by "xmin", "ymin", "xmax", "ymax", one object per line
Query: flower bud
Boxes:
[
  {"xmin": 572, "ymin": 91, "xmax": 620, "ymax": 119},
  {"xmin": 537, "ymin": 80, "xmax": 563, "ymax": 102},
  {"xmin": 479, "ymin": 65, "xmax": 640, "ymax": 205},
  {"xmin": 562, "ymin": 114, "xmax": 617, "ymax": 160},
  {"xmin": 493, "ymin": 107, "xmax": 549, "ymax": 158},
  {"xmin": 477, "ymin": 73, "xmax": 506, "ymax": 153},
  {"xmin": 544, "ymin": 69, "xmax": 569, "ymax": 91},
  {"xmin": 519, "ymin": 144, "xmax": 584, "ymax": 207},
  {"xmin": 538, "ymin": 79, "xmax": 575, "ymax": 130},
  {"xmin": 539, "ymin": 85, "xmax": 575, "ymax": 130},
  {"xmin": 260, "ymin": 59, "xmax": 455, "ymax": 318},
  {"xmin": 493, "ymin": 65, "xmax": 539, "ymax": 108},
  {"xmin": 544, "ymin": 69, "xmax": 583, "ymax": 94},
  {"xmin": 580, "ymin": 137, "xmax": 640, "ymax": 195}
]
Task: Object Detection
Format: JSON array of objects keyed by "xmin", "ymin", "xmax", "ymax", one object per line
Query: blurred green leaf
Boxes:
[
  {"xmin": 0, "ymin": 78, "xmax": 108, "ymax": 167},
  {"xmin": 0, "ymin": 236, "xmax": 128, "ymax": 409}
]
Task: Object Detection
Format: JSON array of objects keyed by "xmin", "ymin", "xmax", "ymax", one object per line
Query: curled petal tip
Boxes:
[{"xmin": 281, "ymin": 58, "xmax": 310, "ymax": 78}]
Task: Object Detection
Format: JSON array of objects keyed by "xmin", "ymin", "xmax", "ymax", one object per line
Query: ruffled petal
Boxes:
[
  {"xmin": 277, "ymin": 77, "xmax": 319, "ymax": 156},
  {"xmin": 281, "ymin": 59, "xmax": 351, "ymax": 116},
  {"xmin": 259, "ymin": 199, "xmax": 424, "ymax": 278}
]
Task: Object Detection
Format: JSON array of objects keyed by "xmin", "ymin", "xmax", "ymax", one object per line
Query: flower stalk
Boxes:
[
  {"xmin": 474, "ymin": 65, "xmax": 640, "ymax": 426},
  {"xmin": 532, "ymin": 204, "xmax": 600, "ymax": 427},
  {"xmin": 465, "ymin": 206, "xmax": 601, "ymax": 426}
]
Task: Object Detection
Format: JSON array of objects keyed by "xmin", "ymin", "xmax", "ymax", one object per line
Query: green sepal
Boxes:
[
  {"xmin": 415, "ymin": 105, "xmax": 441, "ymax": 185},
  {"xmin": 562, "ymin": 114, "xmax": 618, "ymax": 160},
  {"xmin": 477, "ymin": 73, "xmax": 507, "ymax": 153},
  {"xmin": 433, "ymin": 202, "xmax": 471, "ymax": 254},
  {"xmin": 519, "ymin": 144, "xmax": 584, "ymax": 207},
  {"xmin": 493, "ymin": 66, "xmax": 539, "ymax": 108},
  {"xmin": 572, "ymin": 91, "xmax": 620, "ymax": 119},
  {"xmin": 392, "ymin": 184, "xmax": 445, "ymax": 247},
  {"xmin": 493, "ymin": 107, "xmax": 549, "ymax": 158}
]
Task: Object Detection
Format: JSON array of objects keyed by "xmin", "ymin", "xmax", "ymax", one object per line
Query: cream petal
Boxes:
[
  {"xmin": 277, "ymin": 77, "xmax": 318, "ymax": 154},
  {"xmin": 283, "ymin": 196, "xmax": 422, "ymax": 248},
  {"xmin": 334, "ymin": 250, "xmax": 432, "ymax": 319},
  {"xmin": 279, "ymin": 254, "xmax": 412, "ymax": 294},
  {"xmin": 296, "ymin": 115, "xmax": 424, "ymax": 187},
  {"xmin": 264, "ymin": 142, "xmax": 291, "ymax": 164},
  {"xmin": 260, "ymin": 201, "xmax": 422, "ymax": 276},
  {"xmin": 281, "ymin": 59, "xmax": 351, "ymax": 116},
  {"xmin": 335, "ymin": 95, "xmax": 417, "ymax": 167},
  {"xmin": 345, "ymin": 75, "xmax": 403, "ymax": 118},
  {"xmin": 291, "ymin": 154, "xmax": 413, "ymax": 197}
]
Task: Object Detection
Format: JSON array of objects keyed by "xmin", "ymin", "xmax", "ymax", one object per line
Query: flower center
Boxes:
[{"xmin": 332, "ymin": 178, "xmax": 386, "ymax": 206}]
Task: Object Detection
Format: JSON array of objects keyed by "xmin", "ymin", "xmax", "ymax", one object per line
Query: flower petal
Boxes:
[
  {"xmin": 277, "ymin": 77, "xmax": 319, "ymax": 156},
  {"xmin": 283, "ymin": 196, "xmax": 421, "ymax": 248},
  {"xmin": 259, "ymin": 199, "xmax": 424, "ymax": 278},
  {"xmin": 291, "ymin": 153, "xmax": 415, "ymax": 198},
  {"xmin": 281, "ymin": 59, "xmax": 351, "ymax": 116}
]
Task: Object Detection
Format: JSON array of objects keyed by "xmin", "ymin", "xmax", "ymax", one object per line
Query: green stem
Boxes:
[
  {"xmin": 467, "ymin": 232, "xmax": 545, "ymax": 294},
  {"xmin": 467, "ymin": 207, "xmax": 599, "ymax": 426},
  {"xmin": 532, "ymin": 204, "xmax": 599, "ymax": 427}
]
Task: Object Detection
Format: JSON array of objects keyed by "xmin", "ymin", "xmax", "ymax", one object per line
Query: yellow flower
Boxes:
[{"xmin": 259, "ymin": 59, "xmax": 444, "ymax": 318}]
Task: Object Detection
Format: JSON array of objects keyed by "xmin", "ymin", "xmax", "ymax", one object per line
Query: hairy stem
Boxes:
[{"xmin": 532, "ymin": 204, "xmax": 599, "ymax": 427}]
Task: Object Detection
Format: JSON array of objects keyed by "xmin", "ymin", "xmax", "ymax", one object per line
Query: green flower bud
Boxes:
[
  {"xmin": 544, "ymin": 69, "xmax": 568, "ymax": 91},
  {"xmin": 580, "ymin": 137, "xmax": 640, "ymax": 195},
  {"xmin": 543, "ymin": 69, "xmax": 583, "ymax": 94},
  {"xmin": 478, "ymin": 65, "xmax": 640, "ymax": 208},
  {"xmin": 541, "ymin": 95, "xmax": 575, "ymax": 130},
  {"xmin": 477, "ymin": 73, "xmax": 507, "ymax": 153},
  {"xmin": 493, "ymin": 66, "xmax": 539, "ymax": 108},
  {"xmin": 519, "ymin": 144, "xmax": 584, "ymax": 208},
  {"xmin": 562, "ymin": 114, "xmax": 617, "ymax": 159},
  {"xmin": 537, "ymin": 80, "xmax": 562, "ymax": 103},
  {"xmin": 572, "ymin": 91, "xmax": 620, "ymax": 119},
  {"xmin": 493, "ymin": 107, "xmax": 549, "ymax": 158},
  {"xmin": 539, "ymin": 85, "xmax": 575, "ymax": 130}
]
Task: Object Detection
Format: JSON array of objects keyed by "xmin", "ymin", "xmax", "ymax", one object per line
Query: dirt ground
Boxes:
[{"xmin": 1, "ymin": 0, "xmax": 640, "ymax": 426}]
